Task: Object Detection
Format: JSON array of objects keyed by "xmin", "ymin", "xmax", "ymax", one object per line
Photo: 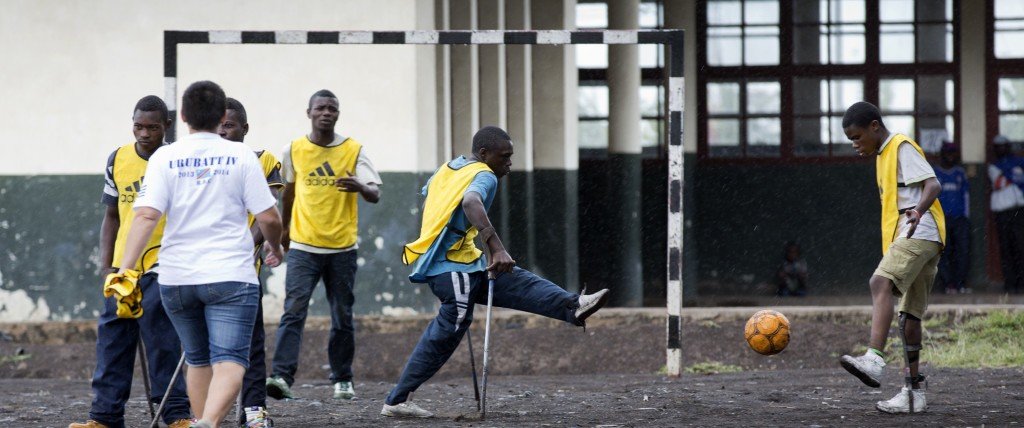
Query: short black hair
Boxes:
[
  {"xmin": 472, "ymin": 126, "xmax": 512, "ymax": 153},
  {"xmin": 181, "ymin": 80, "xmax": 227, "ymax": 131},
  {"xmin": 842, "ymin": 101, "xmax": 884, "ymax": 129},
  {"xmin": 134, "ymin": 95, "xmax": 168, "ymax": 122},
  {"xmin": 225, "ymin": 97, "xmax": 247, "ymax": 124},
  {"xmin": 308, "ymin": 89, "xmax": 338, "ymax": 109}
]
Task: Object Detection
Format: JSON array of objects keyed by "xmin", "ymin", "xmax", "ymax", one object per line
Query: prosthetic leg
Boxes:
[{"xmin": 897, "ymin": 312, "xmax": 925, "ymax": 413}]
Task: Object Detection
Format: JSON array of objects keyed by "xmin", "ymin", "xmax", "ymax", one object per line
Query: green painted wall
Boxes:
[
  {"xmin": 0, "ymin": 171, "xmax": 584, "ymax": 320},
  {"xmin": 0, "ymin": 173, "xmax": 440, "ymax": 319},
  {"xmin": 0, "ymin": 161, "xmax": 999, "ymax": 320}
]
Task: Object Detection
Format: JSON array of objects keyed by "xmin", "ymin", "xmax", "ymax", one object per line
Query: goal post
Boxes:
[{"xmin": 162, "ymin": 28, "xmax": 686, "ymax": 376}]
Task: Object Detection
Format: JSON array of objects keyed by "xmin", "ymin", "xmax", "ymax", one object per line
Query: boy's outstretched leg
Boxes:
[
  {"xmin": 839, "ymin": 274, "xmax": 893, "ymax": 388},
  {"xmin": 487, "ymin": 268, "xmax": 609, "ymax": 326}
]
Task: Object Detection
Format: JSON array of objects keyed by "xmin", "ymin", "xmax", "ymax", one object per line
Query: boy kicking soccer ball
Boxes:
[{"xmin": 838, "ymin": 101, "xmax": 945, "ymax": 414}]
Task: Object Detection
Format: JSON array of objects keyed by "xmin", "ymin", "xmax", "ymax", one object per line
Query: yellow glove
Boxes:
[{"xmin": 103, "ymin": 269, "xmax": 144, "ymax": 319}]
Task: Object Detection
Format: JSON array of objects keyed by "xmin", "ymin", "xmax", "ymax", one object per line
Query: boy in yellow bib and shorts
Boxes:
[{"xmin": 839, "ymin": 101, "xmax": 945, "ymax": 414}]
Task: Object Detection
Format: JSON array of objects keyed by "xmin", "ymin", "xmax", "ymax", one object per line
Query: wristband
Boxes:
[{"xmin": 478, "ymin": 226, "xmax": 496, "ymax": 244}]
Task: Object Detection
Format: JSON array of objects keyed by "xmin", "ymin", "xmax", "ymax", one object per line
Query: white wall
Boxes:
[
  {"xmin": 177, "ymin": 43, "xmax": 421, "ymax": 172},
  {"xmin": 0, "ymin": 0, "xmax": 434, "ymax": 175}
]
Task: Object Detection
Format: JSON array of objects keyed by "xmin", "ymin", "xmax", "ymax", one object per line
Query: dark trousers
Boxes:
[
  {"xmin": 271, "ymin": 249, "xmax": 357, "ymax": 385},
  {"xmin": 89, "ymin": 273, "xmax": 190, "ymax": 427},
  {"xmin": 385, "ymin": 267, "xmax": 580, "ymax": 405},
  {"xmin": 996, "ymin": 208, "xmax": 1024, "ymax": 293},
  {"xmin": 240, "ymin": 280, "xmax": 267, "ymax": 410},
  {"xmin": 937, "ymin": 216, "xmax": 971, "ymax": 291}
]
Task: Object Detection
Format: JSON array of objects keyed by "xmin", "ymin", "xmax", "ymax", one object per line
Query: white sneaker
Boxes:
[
  {"xmin": 839, "ymin": 351, "xmax": 885, "ymax": 388},
  {"xmin": 876, "ymin": 387, "xmax": 927, "ymax": 413},
  {"xmin": 575, "ymin": 289, "xmax": 610, "ymax": 323},
  {"xmin": 333, "ymin": 381, "xmax": 355, "ymax": 400},
  {"xmin": 381, "ymin": 402, "xmax": 433, "ymax": 418}
]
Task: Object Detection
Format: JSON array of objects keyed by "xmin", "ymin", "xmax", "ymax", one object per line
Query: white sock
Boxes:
[{"xmin": 245, "ymin": 406, "xmax": 265, "ymax": 421}]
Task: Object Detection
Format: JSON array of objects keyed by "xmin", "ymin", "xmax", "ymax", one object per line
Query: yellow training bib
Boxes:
[
  {"xmin": 111, "ymin": 143, "xmax": 165, "ymax": 272},
  {"xmin": 876, "ymin": 134, "xmax": 946, "ymax": 254},
  {"xmin": 403, "ymin": 161, "xmax": 493, "ymax": 265},
  {"xmin": 289, "ymin": 136, "xmax": 362, "ymax": 250}
]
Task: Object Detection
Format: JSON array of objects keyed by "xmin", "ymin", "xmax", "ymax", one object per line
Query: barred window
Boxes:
[{"xmin": 699, "ymin": 0, "xmax": 959, "ymax": 159}]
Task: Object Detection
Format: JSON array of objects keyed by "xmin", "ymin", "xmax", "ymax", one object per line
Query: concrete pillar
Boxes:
[
  {"xmin": 607, "ymin": 0, "xmax": 644, "ymax": 307},
  {"xmin": 435, "ymin": 0, "xmax": 453, "ymax": 165},
  {"xmin": 530, "ymin": 0, "xmax": 579, "ymax": 290},
  {"xmin": 478, "ymin": 0, "xmax": 506, "ymax": 129},
  {"xmin": 959, "ymin": 0, "xmax": 989, "ymax": 288},
  {"xmin": 506, "ymin": 0, "xmax": 534, "ymax": 171},
  {"xmin": 960, "ymin": 0, "xmax": 985, "ymax": 163},
  {"xmin": 503, "ymin": 0, "xmax": 538, "ymax": 269},
  {"xmin": 664, "ymin": 0, "xmax": 699, "ymax": 297},
  {"xmin": 417, "ymin": 0, "xmax": 439, "ymax": 172},
  {"xmin": 451, "ymin": 0, "xmax": 479, "ymax": 156}
]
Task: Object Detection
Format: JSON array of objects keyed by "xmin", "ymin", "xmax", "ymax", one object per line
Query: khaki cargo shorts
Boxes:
[{"xmin": 873, "ymin": 237, "xmax": 942, "ymax": 319}]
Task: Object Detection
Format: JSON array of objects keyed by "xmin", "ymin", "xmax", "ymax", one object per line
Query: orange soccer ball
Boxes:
[{"xmin": 744, "ymin": 310, "xmax": 791, "ymax": 355}]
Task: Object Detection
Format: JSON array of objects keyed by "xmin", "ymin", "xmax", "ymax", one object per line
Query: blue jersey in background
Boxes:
[{"xmin": 934, "ymin": 165, "xmax": 969, "ymax": 218}]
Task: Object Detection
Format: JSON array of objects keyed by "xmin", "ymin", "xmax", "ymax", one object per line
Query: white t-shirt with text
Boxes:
[{"xmin": 135, "ymin": 132, "xmax": 278, "ymax": 285}]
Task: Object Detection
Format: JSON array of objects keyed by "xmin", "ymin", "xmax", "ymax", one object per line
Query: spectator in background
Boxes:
[
  {"xmin": 989, "ymin": 135, "xmax": 1024, "ymax": 294},
  {"xmin": 775, "ymin": 241, "xmax": 808, "ymax": 297},
  {"xmin": 934, "ymin": 142, "xmax": 971, "ymax": 294}
]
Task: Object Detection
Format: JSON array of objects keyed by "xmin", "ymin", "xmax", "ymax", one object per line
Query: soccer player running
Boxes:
[
  {"xmin": 266, "ymin": 89, "xmax": 382, "ymax": 401},
  {"xmin": 381, "ymin": 126, "xmax": 611, "ymax": 418},
  {"xmin": 115, "ymin": 81, "xmax": 284, "ymax": 428},
  {"xmin": 839, "ymin": 102, "xmax": 945, "ymax": 414},
  {"xmin": 216, "ymin": 98, "xmax": 282, "ymax": 428},
  {"xmin": 70, "ymin": 96, "xmax": 192, "ymax": 428}
]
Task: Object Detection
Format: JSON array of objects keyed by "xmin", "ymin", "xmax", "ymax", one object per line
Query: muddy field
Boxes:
[
  {"xmin": 4, "ymin": 368, "xmax": 1023, "ymax": 427},
  {"xmin": 2, "ymin": 307, "xmax": 1022, "ymax": 426}
]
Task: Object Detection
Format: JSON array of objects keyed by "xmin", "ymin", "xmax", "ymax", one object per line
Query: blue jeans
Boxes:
[
  {"xmin": 160, "ymin": 282, "xmax": 259, "ymax": 367},
  {"xmin": 385, "ymin": 267, "xmax": 581, "ymax": 405},
  {"xmin": 240, "ymin": 279, "xmax": 268, "ymax": 410},
  {"xmin": 937, "ymin": 216, "xmax": 970, "ymax": 291},
  {"xmin": 271, "ymin": 249, "xmax": 358, "ymax": 385},
  {"xmin": 89, "ymin": 273, "xmax": 190, "ymax": 428}
]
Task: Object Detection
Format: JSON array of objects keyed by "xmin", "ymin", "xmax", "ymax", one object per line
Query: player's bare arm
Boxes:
[
  {"xmin": 905, "ymin": 177, "xmax": 941, "ymax": 239},
  {"xmin": 335, "ymin": 170, "xmax": 380, "ymax": 203},
  {"xmin": 251, "ymin": 186, "xmax": 281, "ymax": 247},
  {"xmin": 116, "ymin": 206, "xmax": 161, "ymax": 272},
  {"xmin": 280, "ymin": 182, "xmax": 295, "ymax": 251},
  {"xmin": 462, "ymin": 190, "xmax": 514, "ymax": 274},
  {"xmin": 98, "ymin": 205, "xmax": 120, "ymax": 275},
  {"xmin": 254, "ymin": 206, "xmax": 285, "ymax": 267}
]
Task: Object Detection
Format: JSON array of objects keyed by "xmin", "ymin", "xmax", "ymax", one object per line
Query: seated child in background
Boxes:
[{"xmin": 776, "ymin": 241, "xmax": 808, "ymax": 297}]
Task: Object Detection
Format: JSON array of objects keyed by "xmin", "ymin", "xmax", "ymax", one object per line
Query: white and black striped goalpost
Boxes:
[{"xmin": 162, "ymin": 28, "xmax": 686, "ymax": 376}]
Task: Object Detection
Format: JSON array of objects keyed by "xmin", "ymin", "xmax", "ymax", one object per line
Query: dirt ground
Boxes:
[{"xmin": 2, "ymin": 307, "xmax": 1023, "ymax": 426}]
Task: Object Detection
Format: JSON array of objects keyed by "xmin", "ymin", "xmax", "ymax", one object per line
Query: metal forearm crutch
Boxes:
[
  {"xmin": 149, "ymin": 353, "xmax": 186, "ymax": 428},
  {"xmin": 480, "ymin": 274, "xmax": 495, "ymax": 419},
  {"xmin": 467, "ymin": 329, "xmax": 481, "ymax": 411}
]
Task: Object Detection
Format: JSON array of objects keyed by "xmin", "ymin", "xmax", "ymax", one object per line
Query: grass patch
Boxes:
[
  {"xmin": 698, "ymin": 320, "xmax": 720, "ymax": 329},
  {"xmin": 0, "ymin": 353, "xmax": 32, "ymax": 364},
  {"xmin": 683, "ymin": 361, "xmax": 743, "ymax": 375},
  {"xmin": 846, "ymin": 311, "xmax": 1024, "ymax": 367},
  {"xmin": 928, "ymin": 311, "xmax": 1024, "ymax": 368}
]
